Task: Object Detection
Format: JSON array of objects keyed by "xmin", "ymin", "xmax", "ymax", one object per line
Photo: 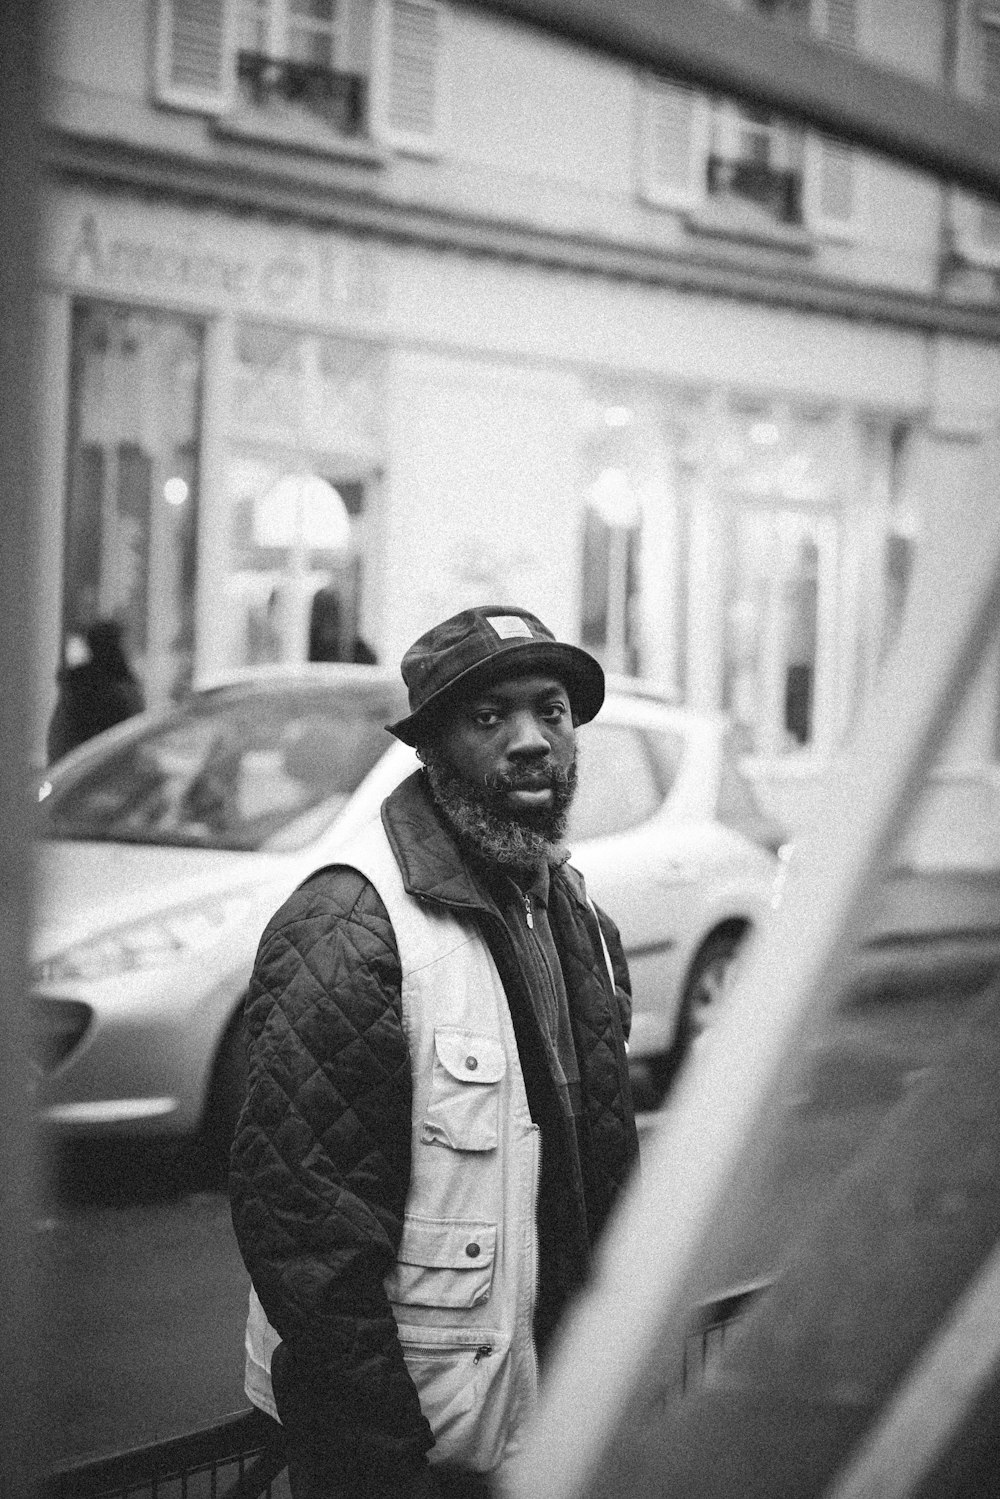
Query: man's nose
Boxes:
[{"xmin": 506, "ymin": 712, "xmax": 550, "ymax": 758}]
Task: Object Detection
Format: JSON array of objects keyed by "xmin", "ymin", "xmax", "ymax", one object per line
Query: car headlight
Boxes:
[{"xmin": 32, "ymin": 893, "xmax": 255, "ymax": 984}]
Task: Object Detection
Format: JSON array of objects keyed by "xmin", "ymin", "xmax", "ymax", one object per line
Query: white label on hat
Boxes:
[{"xmin": 488, "ymin": 614, "xmax": 534, "ymax": 640}]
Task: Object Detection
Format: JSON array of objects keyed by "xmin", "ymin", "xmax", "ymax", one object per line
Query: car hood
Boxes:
[{"xmin": 31, "ymin": 839, "xmax": 293, "ymax": 959}]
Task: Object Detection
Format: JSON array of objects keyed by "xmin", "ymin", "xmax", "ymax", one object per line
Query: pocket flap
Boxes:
[
  {"xmin": 397, "ymin": 1217, "xmax": 498, "ymax": 1270},
  {"xmin": 434, "ymin": 1030, "xmax": 506, "ymax": 1084}
]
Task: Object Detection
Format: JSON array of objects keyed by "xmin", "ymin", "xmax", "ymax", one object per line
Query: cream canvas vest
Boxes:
[{"xmin": 244, "ymin": 815, "xmax": 542, "ymax": 1475}]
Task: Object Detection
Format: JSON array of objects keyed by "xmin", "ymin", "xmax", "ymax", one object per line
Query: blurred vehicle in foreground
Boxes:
[{"xmin": 29, "ymin": 663, "xmax": 782, "ymax": 1154}]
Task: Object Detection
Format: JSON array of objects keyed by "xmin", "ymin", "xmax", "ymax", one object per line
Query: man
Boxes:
[{"xmin": 230, "ymin": 605, "xmax": 639, "ymax": 1499}]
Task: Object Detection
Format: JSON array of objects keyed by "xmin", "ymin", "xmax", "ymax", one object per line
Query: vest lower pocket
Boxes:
[
  {"xmin": 396, "ymin": 1324, "xmax": 512, "ymax": 1472},
  {"xmin": 422, "ymin": 1029, "xmax": 506, "ymax": 1151},
  {"xmin": 387, "ymin": 1216, "xmax": 497, "ymax": 1308}
]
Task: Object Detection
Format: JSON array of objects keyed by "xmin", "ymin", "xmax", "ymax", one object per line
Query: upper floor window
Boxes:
[
  {"xmin": 237, "ymin": 0, "xmax": 365, "ymax": 136},
  {"xmin": 639, "ymin": 0, "xmax": 861, "ymax": 240},
  {"xmin": 154, "ymin": 0, "xmax": 446, "ymax": 155}
]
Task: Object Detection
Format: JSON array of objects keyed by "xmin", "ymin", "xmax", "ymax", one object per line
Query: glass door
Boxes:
[
  {"xmin": 207, "ymin": 321, "xmax": 384, "ymax": 675},
  {"xmin": 63, "ymin": 302, "xmax": 204, "ymax": 705},
  {"xmin": 721, "ymin": 506, "xmax": 840, "ymax": 756}
]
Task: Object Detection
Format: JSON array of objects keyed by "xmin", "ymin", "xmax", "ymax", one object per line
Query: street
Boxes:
[
  {"xmin": 37, "ymin": 949, "xmax": 994, "ymax": 1475},
  {"xmin": 37, "ymin": 1144, "xmax": 250, "ymax": 1469}
]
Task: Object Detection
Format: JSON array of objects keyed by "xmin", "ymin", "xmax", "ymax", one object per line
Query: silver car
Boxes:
[{"xmin": 31, "ymin": 664, "xmax": 781, "ymax": 1150}]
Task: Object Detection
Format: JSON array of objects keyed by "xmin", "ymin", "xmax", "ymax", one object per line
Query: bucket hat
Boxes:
[{"xmin": 387, "ymin": 605, "xmax": 605, "ymax": 746}]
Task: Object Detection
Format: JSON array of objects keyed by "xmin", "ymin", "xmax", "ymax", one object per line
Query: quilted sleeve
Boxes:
[
  {"xmin": 593, "ymin": 901, "xmax": 633, "ymax": 1041},
  {"xmin": 229, "ymin": 866, "xmax": 434, "ymax": 1473}
]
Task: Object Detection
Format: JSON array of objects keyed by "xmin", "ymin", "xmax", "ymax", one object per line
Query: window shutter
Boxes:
[
  {"xmin": 374, "ymin": 0, "xmax": 446, "ymax": 154},
  {"xmin": 805, "ymin": 0, "xmax": 860, "ymax": 237},
  {"xmin": 974, "ymin": 8, "xmax": 1000, "ymax": 257},
  {"xmin": 639, "ymin": 78, "xmax": 709, "ymax": 209},
  {"xmin": 823, "ymin": 0, "xmax": 859, "ymax": 49},
  {"xmin": 154, "ymin": 0, "xmax": 236, "ymax": 113}
]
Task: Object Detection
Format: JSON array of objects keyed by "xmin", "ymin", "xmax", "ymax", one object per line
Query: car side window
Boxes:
[
  {"xmin": 44, "ymin": 693, "xmax": 393, "ymax": 850},
  {"xmin": 568, "ymin": 724, "xmax": 663, "ymax": 842}
]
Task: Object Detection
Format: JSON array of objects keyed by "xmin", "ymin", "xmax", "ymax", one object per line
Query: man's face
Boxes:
[
  {"xmin": 421, "ymin": 671, "xmax": 578, "ymax": 866},
  {"xmin": 437, "ymin": 672, "xmax": 576, "ymax": 814}
]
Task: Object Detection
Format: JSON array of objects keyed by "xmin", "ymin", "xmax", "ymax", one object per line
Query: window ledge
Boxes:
[
  {"xmin": 213, "ymin": 107, "xmax": 388, "ymax": 167},
  {"xmin": 682, "ymin": 201, "xmax": 816, "ymax": 255},
  {"xmin": 949, "ymin": 244, "xmax": 1000, "ymax": 275}
]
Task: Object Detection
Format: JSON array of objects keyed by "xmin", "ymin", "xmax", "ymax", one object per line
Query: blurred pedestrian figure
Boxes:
[
  {"xmin": 247, "ymin": 585, "xmax": 283, "ymax": 665},
  {"xmin": 307, "ymin": 584, "xmax": 378, "ymax": 664},
  {"xmin": 47, "ymin": 618, "xmax": 145, "ymax": 764}
]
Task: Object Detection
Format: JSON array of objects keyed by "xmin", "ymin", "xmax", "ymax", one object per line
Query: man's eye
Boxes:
[
  {"xmin": 473, "ymin": 711, "xmax": 500, "ymax": 728},
  {"xmin": 541, "ymin": 703, "xmax": 567, "ymax": 721}
]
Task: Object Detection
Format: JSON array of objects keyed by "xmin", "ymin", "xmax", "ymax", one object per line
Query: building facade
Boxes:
[{"xmin": 37, "ymin": 0, "xmax": 1000, "ymax": 822}]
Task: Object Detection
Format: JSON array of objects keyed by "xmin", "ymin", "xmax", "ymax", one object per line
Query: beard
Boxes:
[{"xmin": 421, "ymin": 749, "xmax": 578, "ymax": 870}]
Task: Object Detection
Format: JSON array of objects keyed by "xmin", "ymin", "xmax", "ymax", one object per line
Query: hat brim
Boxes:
[{"xmin": 386, "ymin": 640, "xmax": 605, "ymax": 746}]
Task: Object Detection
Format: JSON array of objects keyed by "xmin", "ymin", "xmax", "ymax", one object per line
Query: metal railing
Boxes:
[
  {"xmin": 48, "ymin": 1411, "xmax": 287, "ymax": 1499},
  {"xmin": 45, "ymin": 1283, "xmax": 771, "ymax": 1499}
]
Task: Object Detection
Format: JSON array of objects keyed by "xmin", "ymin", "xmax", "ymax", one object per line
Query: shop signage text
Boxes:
[{"xmin": 55, "ymin": 205, "xmax": 384, "ymax": 326}]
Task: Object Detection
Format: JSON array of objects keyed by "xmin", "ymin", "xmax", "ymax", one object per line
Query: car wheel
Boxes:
[
  {"xmin": 677, "ymin": 926, "xmax": 747, "ymax": 1048},
  {"xmin": 202, "ymin": 1012, "xmax": 248, "ymax": 1173}
]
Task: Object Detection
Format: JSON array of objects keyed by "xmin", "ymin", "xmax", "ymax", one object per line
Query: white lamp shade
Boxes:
[
  {"xmin": 590, "ymin": 467, "xmax": 641, "ymax": 529},
  {"xmin": 254, "ymin": 474, "xmax": 352, "ymax": 551}
]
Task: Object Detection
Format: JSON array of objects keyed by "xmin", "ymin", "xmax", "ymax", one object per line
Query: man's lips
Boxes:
[
  {"xmin": 506, "ymin": 785, "xmax": 553, "ymax": 806},
  {"xmin": 502, "ymin": 770, "xmax": 555, "ymax": 805}
]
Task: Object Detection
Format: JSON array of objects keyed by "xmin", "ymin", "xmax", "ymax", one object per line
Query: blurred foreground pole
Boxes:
[
  {"xmin": 0, "ymin": 1, "xmax": 44, "ymax": 1496},
  {"xmin": 501, "ymin": 425, "xmax": 1000, "ymax": 1498}
]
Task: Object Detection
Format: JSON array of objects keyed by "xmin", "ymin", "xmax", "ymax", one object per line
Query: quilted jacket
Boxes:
[{"xmin": 229, "ymin": 770, "xmax": 639, "ymax": 1493}]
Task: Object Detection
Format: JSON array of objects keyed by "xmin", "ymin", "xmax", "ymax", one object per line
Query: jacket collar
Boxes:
[{"xmin": 380, "ymin": 770, "xmax": 590, "ymax": 915}]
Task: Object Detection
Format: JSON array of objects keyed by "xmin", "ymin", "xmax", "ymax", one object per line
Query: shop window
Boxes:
[
  {"xmin": 62, "ymin": 303, "xmax": 204, "ymax": 706},
  {"xmin": 154, "ymin": 0, "xmax": 447, "ymax": 154},
  {"xmin": 721, "ymin": 508, "xmax": 838, "ymax": 756},
  {"xmin": 579, "ymin": 390, "xmax": 691, "ymax": 690},
  {"xmin": 580, "ymin": 501, "xmax": 641, "ymax": 677},
  {"xmin": 224, "ymin": 462, "xmax": 373, "ymax": 671},
  {"xmin": 232, "ymin": 324, "xmax": 383, "ymax": 451},
  {"xmin": 639, "ymin": 0, "xmax": 860, "ymax": 239},
  {"xmin": 212, "ymin": 326, "xmax": 384, "ymax": 676}
]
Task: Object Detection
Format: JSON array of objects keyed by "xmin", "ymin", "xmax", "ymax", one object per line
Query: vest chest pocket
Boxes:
[
  {"xmin": 387, "ymin": 1217, "xmax": 498, "ymax": 1308},
  {"xmin": 422, "ymin": 1030, "xmax": 506, "ymax": 1152}
]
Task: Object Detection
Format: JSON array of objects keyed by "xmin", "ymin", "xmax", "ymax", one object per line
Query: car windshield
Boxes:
[{"xmin": 38, "ymin": 684, "xmax": 400, "ymax": 852}]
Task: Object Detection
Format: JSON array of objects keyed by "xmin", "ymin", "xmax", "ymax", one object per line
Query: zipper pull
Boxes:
[
  {"xmin": 523, "ymin": 894, "xmax": 534, "ymax": 930},
  {"xmin": 474, "ymin": 1344, "xmax": 494, "ymax": 1363}
]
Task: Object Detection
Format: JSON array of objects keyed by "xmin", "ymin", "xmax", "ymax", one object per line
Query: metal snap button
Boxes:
[
  {"xmin": 466, "ymin": 1242, "xmax": 481, "ymax": 1258},
  {"xmin": 465, "ymin": 1055, "xmax": 478, "ymax": 1071}
]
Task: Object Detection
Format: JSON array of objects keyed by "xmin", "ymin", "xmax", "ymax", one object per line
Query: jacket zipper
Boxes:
[
  {"xmin": 522, "ymin": 892, "xmax": 534, "ymax": 929},
  {"xmin": 527, "ymin": 1125, "xmax": 541, "ymax": 1393},
  {"xmin": 401, "ymin": 1339, "xmax": 495, "ymax": 1363}
]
